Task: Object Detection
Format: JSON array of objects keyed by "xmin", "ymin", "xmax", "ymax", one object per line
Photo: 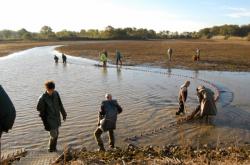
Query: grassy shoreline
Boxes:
[
  {"xmin": 55, "ymin": 40, "xmax": 250, "ymax": 72},
  {"xmin": 1, "ymin": 40, "xmax": 250, "ymax": 72},
  {"xmin": 0, "ymin": 41, "xmax": 59, "ymax": 57}
]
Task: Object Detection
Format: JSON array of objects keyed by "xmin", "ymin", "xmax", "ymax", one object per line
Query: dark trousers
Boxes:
[
  {"xmin": 0, "ymin": 131, "xmax": 2, "ymax": 163},
  {"xmin": 103, "ymin": 61, "xmax": 107, "ymax": 67},
  {"xmin": 48, "ymin": 128, "xmax": 59, "ymax": 151},
  {"xmin": 116, "ymin": 59, "xmax": 122, "ymax": 65},
  {"xmin": 176, "ymin": 101, "xmax": 185, "ymax": 115},
  {"xmin": 94, "ymin": 128, "xmax": 115, "ymax": 149}
]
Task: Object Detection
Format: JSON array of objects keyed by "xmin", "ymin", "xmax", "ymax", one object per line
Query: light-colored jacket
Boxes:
[
  {"xmin": 178, "ymin": 85, "xmax": 188, "ymax": 102},
  {"xmin": 197, "ymin": 87, "xmax": 217, "ymax": 116}
]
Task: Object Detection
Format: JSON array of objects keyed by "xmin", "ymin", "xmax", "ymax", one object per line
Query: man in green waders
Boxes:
[
  {"xmin": 0, "ymin": 85, "xmax": 16, "ymax": 161},
  {"xmin": 100, "ymin": 51, "xmax": 108, "ymax": 67}
]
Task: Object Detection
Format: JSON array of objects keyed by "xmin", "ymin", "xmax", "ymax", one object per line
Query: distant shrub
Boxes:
[
  {"xmin": 224, "ymin": 35, "xmax": 230, "ymax": 40},
  {"xmin": 247, "ymin": 33, "xmax": 250, "ymax": 41}
]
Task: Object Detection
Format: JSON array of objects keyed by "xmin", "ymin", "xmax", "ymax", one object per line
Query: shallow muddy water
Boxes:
[{"xmin": 0, "ymin": 46, "xmax": 249, "ymax": 151}]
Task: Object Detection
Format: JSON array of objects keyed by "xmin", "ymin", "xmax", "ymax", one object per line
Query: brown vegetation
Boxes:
[
  {"xmin": 0, "ymin": 41, "xmax": 56, "ymax": 57},
  {"xmin": 53, "ymin": 143, "xmax": 250, "ymax": 165},
  {"xmin": 56, "ymin": 40, "xmax": 250, "ymax": 71},
  {"xmin": 1, "ymin": 40, "xmax": 250, "ymax": 71}
]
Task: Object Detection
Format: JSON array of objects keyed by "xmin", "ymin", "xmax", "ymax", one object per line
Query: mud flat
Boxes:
[
  {"xmin": 56, "ymin": 40, "xmax": 250, "ymax": 71},
  {"xmin": 0, "ymin": 41, "xmax": 58, "ymax": 57}
]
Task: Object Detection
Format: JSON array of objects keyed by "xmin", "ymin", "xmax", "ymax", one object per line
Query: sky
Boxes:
[{"xmin": 0, "ymin": 0, "xmax": 250, "ymax": 32}]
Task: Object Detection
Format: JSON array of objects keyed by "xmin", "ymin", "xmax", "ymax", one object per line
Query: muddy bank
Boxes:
[
  {"xmin": 2, "ymin": 40, "xmax": 250, "ymax": 72},
  {"xmin": 53, "ymin": 143, "xmax": 250, "ymax": 165},
  {"xmin": 56, "ymin": 40, "xmax": 250, "ymax": 72},
  {"xmin": 0, "ymin": 41, "xmax": 59, "ymax": 57}
]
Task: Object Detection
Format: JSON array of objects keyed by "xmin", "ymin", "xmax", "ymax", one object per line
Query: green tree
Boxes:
[
  {"xmin": 39, "ymin": 26, "xmax": 56, "ymax": 40},
  {"xmin": 0, "ymin": 30, "xmax": 18, "ymax": 40},
  {"xmin": 17, "ymin": 28, "xmax": 32, "ymax": 40},
  {"xmin": 56, "ymin": 30, "xmax": 77, "ymax": 40}
]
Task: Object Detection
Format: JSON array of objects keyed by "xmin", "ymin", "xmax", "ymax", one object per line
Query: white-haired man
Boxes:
[{"xmin": 94, "ymin": 94, "xmax": 123, "ymax": 151}]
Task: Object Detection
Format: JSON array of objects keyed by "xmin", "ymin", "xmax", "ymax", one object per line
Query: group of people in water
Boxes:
[
  {"xmin": 36, "ymin": 80, "xmax": 123, "ymax": 152},
  {"xmin": 176, "ymin": 81, "xmax": 217, "ymax": 120},
  {"xmin": 54, "ymin": 47, "xmax": 200, "ymax": 68},
  {"xmin": 54, "ymin": 50, "xmax": 123, "ymax": 68},
  {"xmin": 33, "ymin": 61, "xmax": 216, "ymax": 152},
  {"xmin": 99, "ymin": 49, "xmax": 123, "ymax": 67},
  {"xmin": 0, "ymin": 79, "xmax": 217, "ymax": 153},
  {"xmin": 54, "ymin": 53, "xmax": 67, "ymax": 64},
  {"xmin": 0, "ymin": 47, "xmax": 217, "ymax": 153}
]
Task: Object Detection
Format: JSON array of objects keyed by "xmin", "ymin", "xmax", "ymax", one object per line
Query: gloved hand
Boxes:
[{"xmin": 63, "ymin": 116, "xmax": 67, "ymax": 121}]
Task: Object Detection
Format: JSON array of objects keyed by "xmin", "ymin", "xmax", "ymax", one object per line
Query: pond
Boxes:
[{"xmin": 1, "ymin": 46, "xmax": 250, "ymax": 151}]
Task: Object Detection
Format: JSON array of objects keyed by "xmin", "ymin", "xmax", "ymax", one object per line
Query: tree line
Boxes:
[
  {"xmin": 198, "ymin": 24, "xmax": 250, "ymax": 39},
  {"xmin": 0, "ymin": 24, "xmax": 250, "ymax": 41}
]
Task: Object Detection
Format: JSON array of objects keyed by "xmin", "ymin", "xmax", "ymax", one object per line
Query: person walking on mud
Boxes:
[
  {"xmin": 167, "ymin": 48, "xmax": 173, "ymax": 61},
  {"xmin": 176, "ymin": 81, "xmax": 190, "ymax": 115},
  {"xmin": 94, "ymin": 94, "xmax": 122, "ymax": 151},
  {"xmin": 115, "ymin": 49, "xmax": 122, "ymax": 66},
  {"xmin": 187, "ymin": 85, "xmax": 217, "ymax": 121},
  {"xmin": 54, "ymin": 55, "xmax": 59, "ymax": 63},
  {"xmin": 37, "ymin": 81, "xmax": 67, "ymax": 152},
  {"xmin": 62, "ymin": 53, "xmax": 67, "ymax": 64}
]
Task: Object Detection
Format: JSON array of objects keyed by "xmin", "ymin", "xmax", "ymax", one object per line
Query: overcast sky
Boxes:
[{"xmin": 0, "ymin": 0, "xmax": 250, "ymax": 32}]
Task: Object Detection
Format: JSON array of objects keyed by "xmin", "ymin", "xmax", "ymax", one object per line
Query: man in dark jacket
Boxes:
[
  {"xmin": 37, "ymin": 81, "xmax": 67, "ymax": 152},
  {"xmin": 54, "ymin": 55, "xmax": 59, "ymax": 63},
  {"xmin": 62, "ymin": 53, "xmax": 67, "ymax": 64},
  {"xmin": 0, "ymin": 85, "xmax": 16, "ymax": 137},
  {"xmin": 94, "ymin": 94, "xmax": 122, "ymax": 151},
  {"xmin": 115, "ymin": 49, "xmax": 122, "ymax": 66},
  {"xmin": 0, "ymin": 85, "xmax": 16, "ymax": 159}
]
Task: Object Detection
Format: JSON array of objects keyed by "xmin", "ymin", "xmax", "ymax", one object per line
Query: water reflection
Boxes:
[
  {"xmin": 167, "ymin": 67, "xmax": 172, "ymax": 77},
  {"xmin": 102, "ymin": 67, "xmax": 108, "ymax": 76},
  {"xmin": 116, "ymin": 66, "xmax": 122, "ymax": 81},
  {"xmin": 194, "ymin": 69, "xmax": 199, "ymax": 79}
]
